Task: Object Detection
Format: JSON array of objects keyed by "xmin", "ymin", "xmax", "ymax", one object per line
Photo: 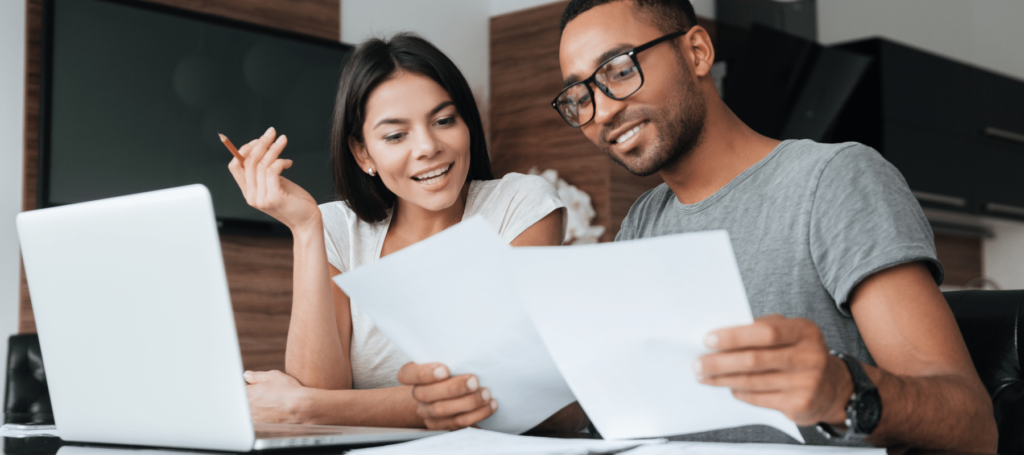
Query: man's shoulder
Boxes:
[
  {"xmin": 772, "ymin": 139, "xmax": 880, "ymax": 171},
  {"xmin": 616, "ymin": 183, "xmax": 674, "ymax": 241},
  {"xmin": 630, "ymin": 182, "xmax": 675, "ymax": 215}
]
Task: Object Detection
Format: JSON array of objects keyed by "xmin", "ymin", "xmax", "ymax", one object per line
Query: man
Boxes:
[{"xmin": 400, "ymin": 0, "xmax": 996, "ymax": 451}]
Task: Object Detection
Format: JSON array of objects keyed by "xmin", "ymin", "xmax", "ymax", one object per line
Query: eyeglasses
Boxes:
[{"xmin": 551, "ymin": 30, "xmax": 689, "ymax": 128}]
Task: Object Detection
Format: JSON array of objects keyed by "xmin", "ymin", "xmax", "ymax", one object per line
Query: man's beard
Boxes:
[{"xmin": 597, "ymin": 73, "xmax": 707, "ymax": 177}]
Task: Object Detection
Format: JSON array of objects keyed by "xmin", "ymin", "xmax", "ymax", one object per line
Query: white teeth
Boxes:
[
  {"xmin": 414, "ymin": 164, "xmax": 451, "ymax": 182},
  {"xmin": 615, "ymin": 124, "xmax": 642, "ymax": 145}
]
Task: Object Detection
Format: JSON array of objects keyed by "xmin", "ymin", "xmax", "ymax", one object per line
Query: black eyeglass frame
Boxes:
[{"xmin": 551, "ymin": 29, "xmax": 689, "ymax": 128}]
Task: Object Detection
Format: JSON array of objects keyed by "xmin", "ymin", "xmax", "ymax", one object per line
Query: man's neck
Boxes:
[{"xmin": 659, "ymin": 95, "xmax": 781, "ymax": 205}]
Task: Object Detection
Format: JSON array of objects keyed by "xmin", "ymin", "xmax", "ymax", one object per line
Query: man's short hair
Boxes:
[{"xmin": 560, "ymin": 0, "xmax": 698, "ymax": 36}]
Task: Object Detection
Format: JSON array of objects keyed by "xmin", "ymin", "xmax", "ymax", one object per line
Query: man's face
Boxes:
[{"xmin": 558, "ymin": 1, "xmax": 706, "ymax": 176}]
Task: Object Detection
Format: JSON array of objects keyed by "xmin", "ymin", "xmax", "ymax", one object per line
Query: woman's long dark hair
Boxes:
[{"xmin": 330, "ymin": 33, "xmax": 493, "ymax": 223}]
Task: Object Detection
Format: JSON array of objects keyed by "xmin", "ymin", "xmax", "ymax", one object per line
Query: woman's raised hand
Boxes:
[{"xmin": 227, "ymin": 127, "xmax": 320, "ymax": 233}]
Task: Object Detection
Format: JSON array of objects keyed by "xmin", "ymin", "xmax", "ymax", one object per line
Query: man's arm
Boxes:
[{"xmin": 696, "ymin": 262, "xmax": 997, "ymax": 452}]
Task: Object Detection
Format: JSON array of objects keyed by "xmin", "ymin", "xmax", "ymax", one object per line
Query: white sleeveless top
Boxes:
[{"xmin": 318, "ymin": 173, "xmax": 566, "ymax": 389}]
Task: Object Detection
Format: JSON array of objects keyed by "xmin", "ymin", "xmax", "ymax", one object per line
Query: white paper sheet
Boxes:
[
  {"xmin": 347, "ymin": 427, "xmax": 666, "ymax": 455},
  {"xmin": 332, "ymin": 216, "xmax": 576, "ymax": 434},
  {"xmin": 620, "ymin": 441, "xmax": 885, "ymax": 455},
  {"xmin": 509, "ymin": 230, "xmax": 804, "ymax": 442}
]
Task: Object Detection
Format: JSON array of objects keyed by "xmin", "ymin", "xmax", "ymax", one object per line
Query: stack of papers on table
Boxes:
[
  {"xmin": 347, "ymin": 428, "xmax": 665, "ymax": 455},
  {"xmin": 333, "ymin": 216, "xmax": 800, "ymax": 440},
  {"xmin": 623, "ymin": 441, "xmax": 886, "ymax": 454},
  {"xmin": 348, "ymin": 429, "xmax": 886, "ymax": 455}
]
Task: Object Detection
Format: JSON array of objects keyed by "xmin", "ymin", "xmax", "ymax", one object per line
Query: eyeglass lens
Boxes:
[{"xmin": 555, "ymin": 54, "xmax": 643, "ymax": 127}]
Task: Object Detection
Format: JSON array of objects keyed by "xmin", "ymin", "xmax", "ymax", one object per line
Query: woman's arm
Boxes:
[
  {"xmin": 245, "ymin": 371, "xmax": 424, "ymax": 427},
  {"xmin": 283, "ymin": 231, "xmax": 352, "ymax": 390},
  {"xmin": 227, "ymin": 127, "xmax": 351, "ymax": 390}
]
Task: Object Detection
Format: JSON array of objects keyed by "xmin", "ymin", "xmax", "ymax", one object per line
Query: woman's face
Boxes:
[{"xmin": 353, "ymin": 72, "xmax": 472, "ymax": 214}]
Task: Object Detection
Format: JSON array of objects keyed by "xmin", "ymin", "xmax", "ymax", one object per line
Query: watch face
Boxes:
[{"xmin": 853, "ymin": 389, "xmax": 882, "ymax": 433}]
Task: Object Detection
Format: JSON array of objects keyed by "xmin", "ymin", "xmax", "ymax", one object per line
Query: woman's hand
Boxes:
[
  {"xmin": 227, "ymin": 127, "xmax": 320, "ymax": 234},
  {"xmin": 397, "ymin": 362, "xmax": 497, "ymax": 430},
  {"xmin": 244, "ymin": 370, "xmax": 314, "ymax": 424}
]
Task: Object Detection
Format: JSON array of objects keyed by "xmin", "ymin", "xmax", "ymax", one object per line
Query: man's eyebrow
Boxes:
[
  {"xmin": 562, "ymin": 44, "xmax": 635, "ymax": 88},
  {"xmin": 373, "ymin": 101, "xmax": 455, "ymax": 129}
]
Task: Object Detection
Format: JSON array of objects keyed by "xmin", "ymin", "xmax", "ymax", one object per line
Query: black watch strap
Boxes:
[{"xmin": 816, "ymin": 351, "xmax": 881, "ymax": 442}]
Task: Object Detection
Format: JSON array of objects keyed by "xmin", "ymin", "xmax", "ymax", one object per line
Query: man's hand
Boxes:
[
  {"xmin": 397, "ymin": 362, "xmax": 497, "ymax": 430},
  {"xmin": 245, "ymin": 370, "xmax": 312, "ymax": 424},
  {"xmin": 694, "ymin": 314, "xmax": 853, "ymax": 426}
]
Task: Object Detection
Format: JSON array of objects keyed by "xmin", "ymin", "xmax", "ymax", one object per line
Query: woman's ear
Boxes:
[{"xmin": 349, "ymin": 137, "xmax": 374, "ymax": 174}]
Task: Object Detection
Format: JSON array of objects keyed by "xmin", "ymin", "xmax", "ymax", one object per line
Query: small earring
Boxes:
[{"xmin": 367, "ymin": 167, "xmax": 375, "ymax": 177}]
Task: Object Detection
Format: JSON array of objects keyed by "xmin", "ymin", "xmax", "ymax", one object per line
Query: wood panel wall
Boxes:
[
  {"xmin": 18, "ymin": 0, "xmax": 340, "ymax": 372},
  {"xmin": 935, "ymin": 233, "xmax": 983, "ymax": 287},
  {"xmin": 490, "ymin": 2, "xmax": 656, "ymax": 242},
  {"xmin": 489, "ymin": 3, "xmax": 731, "ymax": 241}
]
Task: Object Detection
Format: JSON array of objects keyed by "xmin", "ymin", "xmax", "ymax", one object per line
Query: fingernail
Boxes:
[
  {"xmin": 433, "ymin": 366, "xmax": 447, "ymax": 379},
  {"xmin": 481, "ymin": 388, "xmax": 491, "ymax": 401},
  {"xmin": 693, "ymin": 360, "xmax": 702, "ymax": 374},
  {"xmin": 264, "ymin": 126, "xmax": 274, "ymax": 136},
  {"xmin": 243, "ymin": 371, "xmax": 252, "ymax": 379},
  {"xmin": 490, "ymin": 400, "xmax": 498, "ymax": 411},
  {"xmin": 705, "ymin": 333, "xmax": 719, "ymax": 348},
  {"xmin": 466, "ymin": 376, "xmax": 479, "ymax": 391},
  {"xmin": 275, "ymin": 134, "xmax": 286, "ymax": 143}
]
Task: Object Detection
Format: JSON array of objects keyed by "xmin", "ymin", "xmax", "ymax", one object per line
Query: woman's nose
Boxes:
[{"xmin": 413, "ymin": 129, "xmax": 441, "ymax": 159}]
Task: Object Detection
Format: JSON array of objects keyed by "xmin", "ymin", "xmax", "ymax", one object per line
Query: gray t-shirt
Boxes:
[{"xmin": 616, "ymin": 139, "xmax": 942, "ymax": 446}]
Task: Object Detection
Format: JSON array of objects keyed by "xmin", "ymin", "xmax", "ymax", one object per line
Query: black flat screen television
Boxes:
[{"xmin": 40, "ymin": 0, "xmax": 352, "ymax": 236}]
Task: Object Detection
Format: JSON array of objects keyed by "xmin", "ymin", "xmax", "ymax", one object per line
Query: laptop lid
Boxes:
[{"xmin": 17, "ymin": 185, "xmax": 255, "ymax": 451}]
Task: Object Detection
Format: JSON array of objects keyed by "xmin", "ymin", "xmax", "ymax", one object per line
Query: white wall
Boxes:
[
  {"xmin": 1, "ymin": 0, "xmax": 27, "ymax": 406},
  {"xmin": 819, "ymin": 0, "xmax": 1024, "ymax": 80},
  {"xmin": 818, "ymin": 0, "xmax": 1024, "ymax": 289}
]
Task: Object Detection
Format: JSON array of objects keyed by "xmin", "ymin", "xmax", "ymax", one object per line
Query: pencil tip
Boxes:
[{"xmin": 218, "ymin": 133, "xmax": 227, "ymax": 142}]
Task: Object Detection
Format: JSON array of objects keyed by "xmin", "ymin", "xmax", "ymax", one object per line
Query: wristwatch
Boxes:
[{"xmin": 815, "ymin": 351, "xmax": 882, "ymax": 442}]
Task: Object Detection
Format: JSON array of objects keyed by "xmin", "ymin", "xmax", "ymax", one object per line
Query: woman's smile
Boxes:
[{"xmin": 411, "ymin": 162, "xmax": 454, "ymax": 187}]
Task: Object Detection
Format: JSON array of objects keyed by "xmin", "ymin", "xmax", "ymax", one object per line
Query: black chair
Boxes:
[
  {"xmin": 4, "ymin": 333, "xmax": 53, "ymax": 425},
  {"xmin": 945, "ymin": 290, "xmax": 1024, "ymax": 455}
]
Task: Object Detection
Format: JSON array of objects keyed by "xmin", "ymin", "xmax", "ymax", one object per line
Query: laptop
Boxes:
[{"xmin": 16, "ymin": 185, "xmax": 443, "ymax": 451}]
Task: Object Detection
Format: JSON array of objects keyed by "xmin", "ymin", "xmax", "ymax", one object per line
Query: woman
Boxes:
[{"xmin": 227, "ymin": 34, "xmax": 585, "ymax": 431}]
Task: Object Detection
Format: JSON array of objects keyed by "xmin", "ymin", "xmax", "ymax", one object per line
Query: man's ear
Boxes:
[
  {"xmin": 349, "ymin": 137, "xmax": 373, "ymax": 173},
  {"xmin": 682, "ymin": 25, "xmax": 716, "ymax": 78}
]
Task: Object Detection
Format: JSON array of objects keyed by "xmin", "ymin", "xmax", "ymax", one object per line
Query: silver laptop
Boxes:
[{"xmin": 17, "ymin": 185, "xmax": 442, "ymax": 451}]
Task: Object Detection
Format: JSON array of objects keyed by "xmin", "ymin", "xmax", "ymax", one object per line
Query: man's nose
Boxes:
[{"xmin": 591, "ymin": 88, "xmax": 628, "ymax": 127}]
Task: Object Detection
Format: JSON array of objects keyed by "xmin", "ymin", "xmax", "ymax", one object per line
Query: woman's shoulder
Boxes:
[
  {"xmin": 318, "ymin": 200, "xmax": 390, "ymax": 272},
  {"xmin": 469, "ymin": 172, "xmax": 559, "ymax": 202},
  {"xmin": 467, "ymin": 173, "xmax": 565, "ymax": 242},
  {"xmin": 318, "ymin": 200, "xmax": 388, "ymax": 238},
  {"xmin": 318, "ymin": 200, "xmax": 357, "ymax": 226}
]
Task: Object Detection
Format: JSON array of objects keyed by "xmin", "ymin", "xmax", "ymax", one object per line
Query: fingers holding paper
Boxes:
[
  {"xmin": 694, "ymin": 314, "xmax": 854, "ymax": 426},
  {"xmin": 226, "ymin": 127, "xmax": 320, "ymax": 233},
  {"xmin": 398, "ymin": 362, "xmax": 497, "ymax": 430}
]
